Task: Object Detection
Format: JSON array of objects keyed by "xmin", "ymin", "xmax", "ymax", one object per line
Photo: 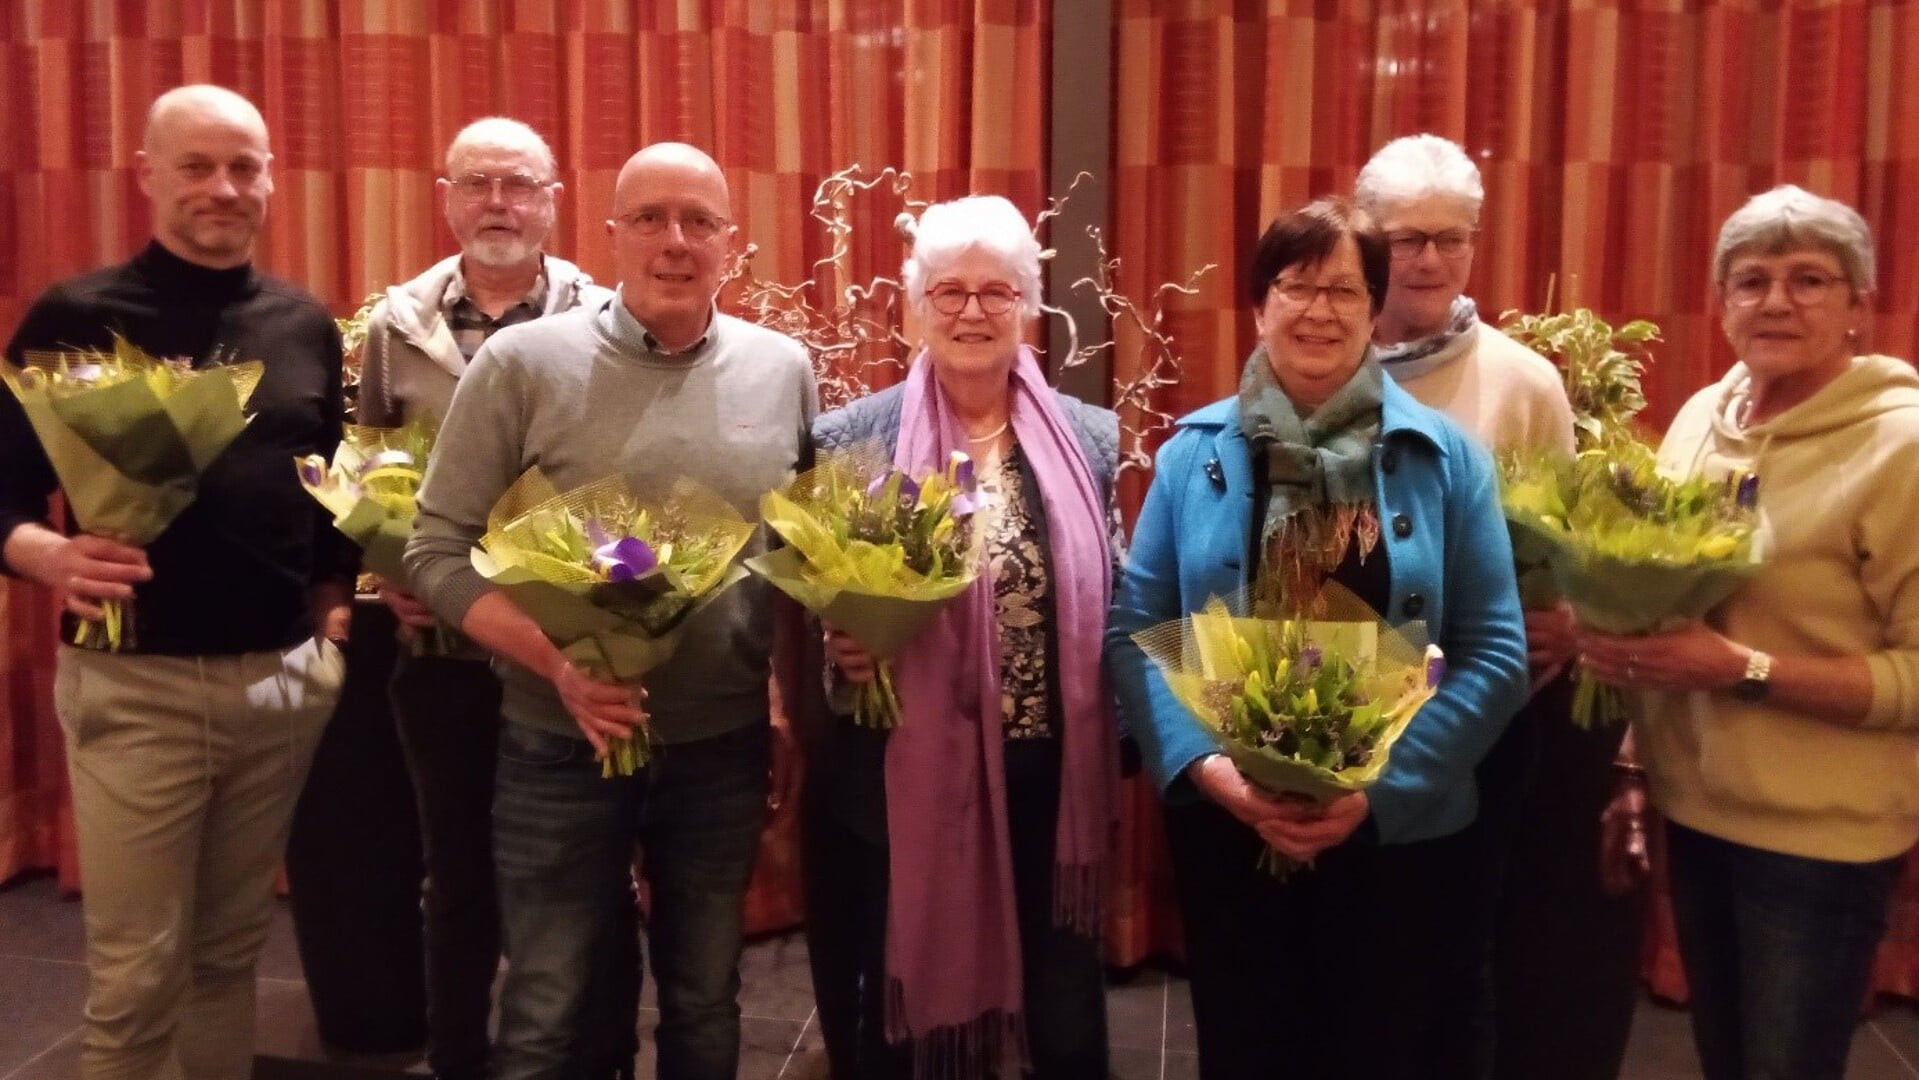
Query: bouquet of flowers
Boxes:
[
  {"xmin": 1, "ymin": 338, "xmax": 263, "ymax": 649},
  {"xmin": 1502, "ymin": 443, "xmax": 1761, "ymax": 727},
  {"xmin": 747, "ymin": 443, "xmax": 986, "ymax": 728},
  {"xmin": 297, "ymin": 416, "xmax": 463, "ymax": 654},
  {"xmin": 1499, "ymin": 303, "xmax": 1661, "ymax": 608},
  {"xmin": 1132, "ymin": 584, "xmax": 1443, "ymax": 874},
  {"xmin": 472, "ymin": 467, "xmax": 756, "ymax": 775}
]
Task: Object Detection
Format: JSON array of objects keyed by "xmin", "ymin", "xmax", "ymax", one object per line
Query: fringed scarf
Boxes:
[
  {"xmin": 1237, "ymin": 346, "xmax": 1386, "ymax": 609},
  {"xmin": 885, "ymin": 344, "xmax": 1119, "ymax": 1078}
]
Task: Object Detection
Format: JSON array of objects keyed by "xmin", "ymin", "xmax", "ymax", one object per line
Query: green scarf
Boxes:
[{"xmin": 1237, "ymin": 346, "xmax": 1385, "ymax": 607}]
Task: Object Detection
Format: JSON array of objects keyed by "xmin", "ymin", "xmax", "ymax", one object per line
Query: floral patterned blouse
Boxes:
[{"xmin": 983, "ymin": 446, "xmax": 1054, "ymax": 739}]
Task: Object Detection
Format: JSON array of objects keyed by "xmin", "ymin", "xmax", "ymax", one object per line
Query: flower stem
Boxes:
[{"xmin": 852, "ymin": 661, "xmax": 903, "ymax": 729}]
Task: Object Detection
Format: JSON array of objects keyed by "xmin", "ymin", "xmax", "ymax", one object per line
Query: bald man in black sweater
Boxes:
[{"xmin": 0, "ymin": 84, "xmax": 353, "ymax": 1080}]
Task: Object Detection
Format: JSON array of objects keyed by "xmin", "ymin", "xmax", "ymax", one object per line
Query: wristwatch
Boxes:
[{"xmin": 1732, "ymin": 649, "xmax": 1773, "ymax": 703}]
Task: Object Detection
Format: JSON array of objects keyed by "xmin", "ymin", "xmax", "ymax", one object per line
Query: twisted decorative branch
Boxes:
[
  {"xmin": 1033, "ymin": 170, "xmax": 1095, "ymax": 376},
  {"xmin": 1067, "ymin": 226, "xmax": 1212, "ymax": 476},
  {"xmin": 727, "ymin": 164, "xmax": 1208, "ymax": 450},
  {"xmin": 724, "ymin": 166, "xmax": 926, "ymax": 409}
]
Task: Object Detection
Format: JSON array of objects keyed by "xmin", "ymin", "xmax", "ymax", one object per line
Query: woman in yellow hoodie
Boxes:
[{"xmin": 1579, "ymin": 185, "xmax": 1919, "ymax": 1080}]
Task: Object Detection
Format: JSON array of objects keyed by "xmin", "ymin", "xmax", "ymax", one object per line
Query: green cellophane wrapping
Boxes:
[
  {"xmin": 297, "ymin": 417, "xmax": 466, "ymax": 654},
  {"xmin": 473, "ymin": 467, "xmax": 756, "ymax": 774},
  {"xmin": 1131, "ymin": 584, "xmax": 1442, "ymax": 871},
  {"xmin": 1501, "ymin": 447, "xmax": 1761, "ymax": 727},
  {"xmin": 2, "ymin": 341, "xmax": 264, "ymax": 649},
  {"xmin": 746, "ymin": 442, "xmax": 987, "ymax": 728}
]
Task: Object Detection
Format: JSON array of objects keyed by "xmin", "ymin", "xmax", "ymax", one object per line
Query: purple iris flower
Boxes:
[
  {"xmin": 593, "ymin": 535, "xmax": 657, "ymax": 582},
  {"xmin": 1298, "ymin": 644, "xmax": 1323, "ymax": 671},
  {"xmin": 864, "ymin": 472, "xmax": 907, "ymax": 501},
  {"xmin": 951, "ymin": 492, "xmax": 979, "ymax": 518},
  {"xmin": 297, "ymin": 457, "xmax": 328, "ymax": 488},
  {"xmin": 949, "ymin": 451, "xmax": 976, "ymax": 492},
  {"xmin": 1735, "ymin": 472, "xmax": 1760, "ymax": 510},
  {"xmin": 865, "ymin": 470, "xmax": 921, "ymax": 506},
  {"xmin": 1425, "ymin": 651, "xmax": 1447, "ymax": 689}
]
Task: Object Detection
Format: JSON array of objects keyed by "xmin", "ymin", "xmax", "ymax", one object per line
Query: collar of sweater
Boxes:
[
  {"xmin": 598, "ymin": 291, "xmax": 720, "ymax": 363},
  {"xmin": 133, "ymin": 240, "xmax": 259, "ymax": 302}
]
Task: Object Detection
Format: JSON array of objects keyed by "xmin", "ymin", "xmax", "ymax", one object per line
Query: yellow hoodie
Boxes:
[{"xmin": 1643, "ymin": 354, "xmax": 1919, "ymax": 862}]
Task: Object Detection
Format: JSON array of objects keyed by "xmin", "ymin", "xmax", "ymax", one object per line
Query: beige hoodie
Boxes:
[{"xmin": 1643, "ymin": 354, "xmax": 1919, "ymax": 861}]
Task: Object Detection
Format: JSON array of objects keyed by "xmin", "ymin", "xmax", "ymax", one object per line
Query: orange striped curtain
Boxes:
[
  {"xmin": 1105, "ymin": 0, "xmax": 1919, "ymax": 991},
  {"xmin": 1109, "ymin": 0, "xmax": 1919, "ymax": 436},
  {"xmin": 0, "ymin": 2, "xmax": 1049, "ymax": 922}
]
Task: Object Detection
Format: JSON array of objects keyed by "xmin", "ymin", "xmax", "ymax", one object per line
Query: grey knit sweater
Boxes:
[{"xmin": 405, "ymin": 293, "xmax": 818, "ymax": 743}]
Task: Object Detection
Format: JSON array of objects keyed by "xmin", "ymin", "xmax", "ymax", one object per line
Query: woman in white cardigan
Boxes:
[{"xmin": 1356, "ymin": 134, "xmax": 1636, "ymax": 1080}]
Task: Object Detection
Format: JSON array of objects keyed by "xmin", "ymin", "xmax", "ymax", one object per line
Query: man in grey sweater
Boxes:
[
  {"xmin": 359, "ymin": 117, "xmax": 617, "ymax": 1080},
  {"xmin": 405, "ymin": 142, "xmax": 816, "ymax": 1080}
]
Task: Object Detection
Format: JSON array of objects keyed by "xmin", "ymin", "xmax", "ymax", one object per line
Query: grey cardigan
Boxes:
[{"xmin": 800, "ymin": 381, "xmax": 1120, "ymax": 843}]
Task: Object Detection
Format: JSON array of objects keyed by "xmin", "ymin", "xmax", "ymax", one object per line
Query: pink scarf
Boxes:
[{"xmin": 885, "ymin": 344, "xmax": 1119, "ymax": 1077}]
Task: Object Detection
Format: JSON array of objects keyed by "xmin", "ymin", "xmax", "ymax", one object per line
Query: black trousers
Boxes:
[
  {"xmin": 390, "ymin": 652, "xmax": 504, "ymax": 1080},
  {"xmin": 1474, "ymin": 674, "xmax": 1643, "ymax": 1080},
  {"xmin": 1164, "ymin": 797, "xmax": 1488, "ymax": 1080},
  {"xmin": 803, "ymin": 737, "xmax": 1109, "ymax": 1079}
]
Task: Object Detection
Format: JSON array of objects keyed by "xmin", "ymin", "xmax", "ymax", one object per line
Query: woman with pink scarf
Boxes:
[{"xmin": 799, "ymin": 195, "xmax": 1121, "ymax": 1079}]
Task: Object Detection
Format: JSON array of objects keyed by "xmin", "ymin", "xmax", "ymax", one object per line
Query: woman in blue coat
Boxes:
[{"xmin": 1105, "ymin": 197, "xmax": 1528, "ymax": 1080}]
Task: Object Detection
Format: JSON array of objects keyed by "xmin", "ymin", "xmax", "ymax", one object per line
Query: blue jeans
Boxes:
[
  {"xmin": 492, "ymin": 720, "xmax": 770, "ymax": 1080},
  {"xmin": 1666, "ymin": 821, "xmax": 1905, "ymax": 1080}
]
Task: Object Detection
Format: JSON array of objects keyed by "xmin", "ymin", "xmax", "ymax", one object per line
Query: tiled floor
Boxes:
[{"xmin": 4, "ymin": 871, "xmax": 1919, "ymax": 1079}]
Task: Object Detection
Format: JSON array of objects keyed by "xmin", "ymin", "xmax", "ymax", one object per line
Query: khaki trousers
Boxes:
[{"xmin": 55, "ymin": 639, "xmax": 345, "ymax": 1080}]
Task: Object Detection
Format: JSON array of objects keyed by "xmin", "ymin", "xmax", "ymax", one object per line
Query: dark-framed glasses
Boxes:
[
  {"xmin": 613, "ymin": 207, "xmax": 731, "ymax": 243},
  {"xmin": 447, "ymin": 173, "xmax": 553, "ymax": 203},
  {"xmin": 1723, "ymin": 270, "xmax": 1848, "ymax": 308},
  {"xmin": 1386, "ymin": 228, "xmax": 1476, "ymax": 261},
  {"xmin": 926, "ymin": 282, "xmax": 1021, "ymax": 316},
  {"xmin": 1270, "ymin": 278, "xmax": 1370, "ymax": 316}
]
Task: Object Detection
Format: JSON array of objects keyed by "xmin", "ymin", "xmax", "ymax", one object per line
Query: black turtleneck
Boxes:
[{"xmin": 1, "ymin": 241, "xmax": 357, "ymax": 655}]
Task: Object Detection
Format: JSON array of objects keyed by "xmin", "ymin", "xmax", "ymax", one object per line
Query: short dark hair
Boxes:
[{"xmin": 1246, "ymin": 197, "xmax": 1391, "ymax": 315}]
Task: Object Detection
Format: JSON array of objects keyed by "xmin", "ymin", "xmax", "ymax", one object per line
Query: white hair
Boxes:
[
  {"xmin": 1713, "ymin": 185, "xmax": 1875, "ymax": 293},
  {"xmin": 1355, "ymin": 134, "xmax": 1484, "ymax": 222},
  {"xmin": 445, "ymin": 117, "xmax": 557, "ymax": 181},
  {"xmin": 899, "ymin": 195, "xmax": 1043, "ymax": 320}
]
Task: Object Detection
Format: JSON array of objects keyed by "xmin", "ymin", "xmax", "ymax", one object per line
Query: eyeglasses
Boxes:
[
  {"xmin": 447, "ymin": 173, "xmax": 553, "ymax": 204},
  {"xmin": 1386, "ymin": 228, "xmax": 1476, "ymax": 261},
  {"xmin": 613, "ymin": 207, "xmax": 731, "ymax": 243},
  {"xmin": 926, "ymin": 282, "xmax": 1021, "ymax": 317},
  {"xmin": 1722, "ymin": 270, "xmax": 1849, "ymax": 308},
  {"xmin": 1269, "ymin": 278, "xmax": 1371, "ymax": 316}
]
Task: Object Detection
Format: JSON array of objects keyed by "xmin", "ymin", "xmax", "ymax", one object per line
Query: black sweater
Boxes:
[{"xmin": 1, "ymin": 242, "xmax": 357, "ymax": 655}]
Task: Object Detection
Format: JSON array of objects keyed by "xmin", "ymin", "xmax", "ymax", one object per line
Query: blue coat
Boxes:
[{"xmin": 1104, "ymin": 379, "xmax": 1528, "ymax": 844}]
